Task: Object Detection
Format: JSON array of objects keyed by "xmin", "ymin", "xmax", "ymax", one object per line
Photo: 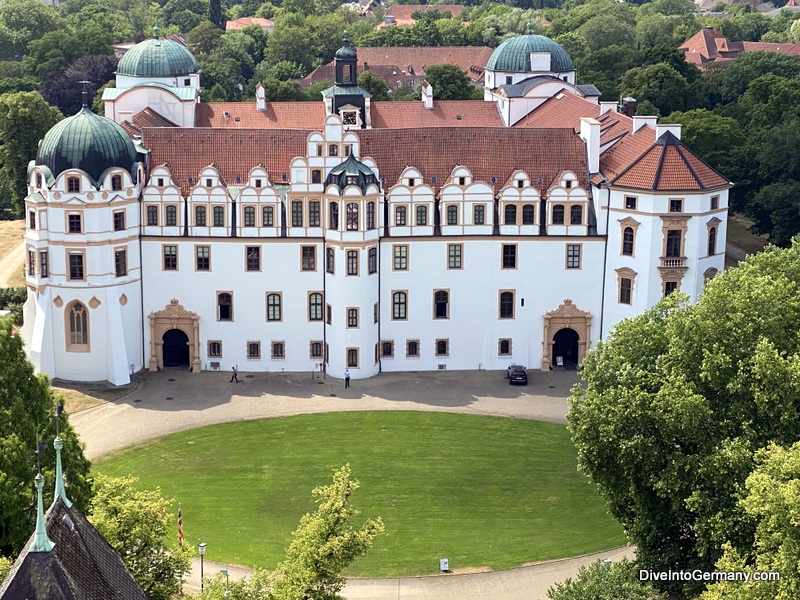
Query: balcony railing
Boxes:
[{"xmin": 660, "ymin": 256, "xmax": 687, "ymax": 269}]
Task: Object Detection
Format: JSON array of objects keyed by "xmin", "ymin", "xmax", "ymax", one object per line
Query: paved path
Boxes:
[
  {"xmin": 0, "ymin": 239, "xmax": 24, "ymax": 287},
  {"xmin": 72, "ymin": 368, "xmax": 634, "ymax": 599}
]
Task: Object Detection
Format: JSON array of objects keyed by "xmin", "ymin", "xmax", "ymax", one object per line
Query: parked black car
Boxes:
[{"xmin": 507, "ymin": 365, "xmax": 528, "ymax": 385}]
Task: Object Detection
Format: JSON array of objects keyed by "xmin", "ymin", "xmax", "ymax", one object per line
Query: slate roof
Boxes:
[
  {"xmin": 609, "ymin": 131, "xmax": 730, "ymax": 191},
  {"xmin": 142, "ymin": 126, "xmax": 587, "ymax": 195},
  {"xmin": 0, "ymin": 497, "xmax": 150, "ymax": 600}
]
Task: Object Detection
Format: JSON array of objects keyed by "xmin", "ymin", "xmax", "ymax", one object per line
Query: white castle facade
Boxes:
[{"xmin": 20, "ymin": 32, "xmax": 731, "ymax": 385}]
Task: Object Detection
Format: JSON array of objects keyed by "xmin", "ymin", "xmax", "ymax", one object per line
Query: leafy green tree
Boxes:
[
  {"xmin": 634, "ymin": 99, "xmax": 660, "ymax": 117},
  {"xmin": 358, "ymin": 70, "xmax": 391, "ymax": 101},
  {"xmin": 717, "ymin": 13, "xmax": 773, "ymax": 43},
  {"xmin": 576, "ymin": 45, "xmax": 638, "ymax": 99},
  {"xmin": 570, "ymin": 240, "xmax": 800, "ymax": 596},
  {"xmin": 0, "ymin": 317, "xmax": 92, "ymax": 557},
  {"xmin": 620, "ymin": 62, "xmax": 688, "ymax": 115},
  {"xmin": 0, "ymin": 92, "xmax": 63, "ymax": 216},
  {"xmin": 162, "ymin": 0, "xmax": 208, "ymax": 32},
  {"xmin": 0, "ymin": 76, "xmax": 39, "ymax": 95},
  {"xmin": 199, "ymin": 56, "xmax": 245, "ymax": 101},
  {"xmin": 0, "ymin": 555, "xmax": 10, "ymax": 582},
  {"xmin": 747, "ymin": 181, "xmax": 800, "ymax": 247},
  {"xmin": 579, "ymin": 13, "xmax": 636, "ymax": 52},
  {"xmin": 265, "ymin": 25, "xmax": 316, "ymax": 71},
  {"xmin": 553, "ymin": 31, "xmax": 589, "ymax": 62},
  {"xmin": 547, "ymin": 559, "xmax": 666, "ymax": 600},
  {"xmin": 260, "ymin": 78, "xmax": 307, "ymax": 102},
  {"xmin": 701, "ymin": 442, "xmax": 800, "ymax": 600},
  {"xmin": 719, "ymin": 51, "xmax": 800, "ymax": 103},
  {"xmin": 209, "ymin": 0, "xmax": 225, "ymax": 30},
  {"xmin": 304, "ymin": 80, "xmax": 333, "ymax": 102},
  {"xmin": 0, "ymin": 288, "xmax": 26, "ymax": 326},
  {"xmin": 24, "ymin": 31, "xmax": 86, "ymax": 77},
  {"xmin": 90, "ymin": 475, "xmax": 192, "ymax": 600},
  {"xmin": 422, "ymin": 64, "xmax": 482, "ymax": 100},
  {"xmin": 268, "ymin": 60, "xmax": 306, "ymax": 81},
  {"xmin": 660, "ymin": 109, "xmax": 744, "ymax": 175},
  {"xmin": 0, "ymin": 0, "xmax": 63, "ymax": 57},
  {"xmin": 187, "ymin": 20, "xmax": 224, "ymax": 56}
]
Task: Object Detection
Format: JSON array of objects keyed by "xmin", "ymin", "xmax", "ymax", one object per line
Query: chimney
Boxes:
[
  {"xmin": 632, "ymin": 115, "xmax": 657, "ymax": 133},
  {"xmin": 620, "ymin": 97, "xmax": 637, "ymax": 117},
  {"xmin": 255, "ymin": 82, "xmax": 266, "ymax": 111},
  {"xmin": 580, "ymin": 117, "xmax": 601, "ymax": 174},
  {"xmin": 599, "ymin": 101, "xmax": 617, "ymax": 115},
  {"xmin": 421, "ymin": 80, "xmax": 433, "ymax": 110},
  {"xmin": 656, "ymin": 124, "xmax": 682, "ymax": 140}
]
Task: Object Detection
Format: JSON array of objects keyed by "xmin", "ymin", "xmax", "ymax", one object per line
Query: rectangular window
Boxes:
[
  {"xmin": 625, "ymin": 196, "xmax": 637, "ymax": 210},
  {"xmin": 347, "ymin": 307, "xmax": 359, "ymax": 328},
  {"xmin": 374, "ymin": 302, "xmax": 378, "ymax": 324},
  {"xmin": 396, "ymin": 206, "xmax": 407, "ymax": 226},
  {"xmin": 309, "ymin": 201, "xmax": 320, "ymax": 227},
  {"xmin": 474, "ymin": 205, "xmax": 485, "ymax": 225},
  {"xmin": 570, "ymin": 205, "xmax": 582, "ymax": 225},
  {"xmin": 325, "ymin": 248, "xmax": 335, "ymax": 274},
  {"xmin": 246, "ymin": 246, "xmax": 260, "ymax": 271},
  {"xmin": 266, "ymin": 293, "xmax": 282, "ymax": 321},
  {"xmin": 669, "ymin": 199, "xmax": 683, "ymax": 213},
  {"xmin": 208, "ymin": 341, "xmax": 222, "ymax": 358},
  {"xmin": 68, "ymin": 214, "xmax": 82, "ymax": 233},
  {"xmin": 29, "ymin": 211, "xmax": 36, "ymax": 230},
  {"xmin": 347, "ymin": 250, "xmax": 358, "ymax": 276},
  {"xmin": 416, "ymin": 205, "xmax": 427, "ymax": 226},
  {"xmin": 499, "ymin": 339, "xmax": 512, "ymax": 356},
  {"xmin": 310, "ymin": 341, "xmax": 323, "ymax": 358},
  {"xmin": 329, "ymin": 144, "xmax": 338, "ymax": 156},
  {"xmin": 368, "ymin": 247, "xmax": 377, "ymax": 274},
  {"xmin": 381, "ymin": 341, "xmax": 394, "ymax": 358},
  {"xmin": 620, "ymin": 277, "xmax": 632, "ymax": 304},
  {"xmin": 163, "ymin": 246, "xmax": 177, "ymax": 270},
  {"xmin": 254, "ymin": 178, "xmax": 262, "ymax": 188},
  {"xmin": 68, "ymin": 253, "xmax": 84, "ymax": 280},
  {"xmin": 393, "ymin": 245, "xmax": 408, "ymax": 270},
  {"xmin": 213, "ymin": 206, "xmax": 224, "ymax": 226},
  {"xmin": 166, "ymin": 205, "xmax": 177, "ymax": 226},
  {"xmin": 263, "ymin": 206, "xmax": 274, "ymax": 227},
  {"xmin": 272, "ymin": 341, "xmax": 285, "ymax": 359},
  {"xmin": 448, "ymin": 244, "xmax": 462, "ymax": 269},
  {"xmin": 147, "ymin": 206, "xmax": 158, "ymax": 226},
  {"xmin": 114, "ymin": 249, "xmax": 127, "ymax": 277},
  {"xmin": 347, "ymin": 348, "xmax": 358, "ymax": 368},
  {"xmin": 196, "ymin": 246, "xmax": 210, "ymax": 271},
  {"xmin": 292, "ymin": 201, "xmax": 303, "ymax": 227},
  {"xmin": 302, "ymin": 246, "xmax": 316, "ymax": 271},
  {"xmin": 406, "ymin": 339, "xmax": 419, "ymax": 357},
  {"xmin": 446, "ymin": 205, "xmax": 457, "ymax": 225},
  {"xmin": 711, "ymin": 196, "xmax": 719, "ymax": 210},
  {"xmin": 499, "ymin": 291, "xmax": 515, "ymax": 319},
  {"xmin": 243, "ymin": 206, "xmax": 256, "ymax": 227},
  {"xmin": 28, "ymin": 250, "xmax": 34, "ymax": 275},
  {"xmin": 195, "ymin": 206, "xmax": 206, "ymax": 226},
  {"xmin": 218, "ymin": 292, "xmax": 233, "ymax": 321},
  {"xmin": 247, "ymin": 342, "xmax": 261, "ymax": 359},
  {"xmin": 502, "ymin": 244, "xmax": 516, "ymax": 269},
  {"xmin": 39, "ymin": 251, "xmax": 48, "ymax": 278},
  {"xmin": 326, "ymin": 304, "xmax": 332, "ymax": 325},
  {"xmin": 157, "ymin": 178, "xmax": 165, "ymax": 187},
  {"xmin": 113, "ymin": 211, "xmax": 125, "ymax": 231},
  {"xmin": 666, "ymin": 230, "xmax": 681, "ymax": 257},
  {"xmin": 566, "ymin": 244, "xmax": 581, "ymax": 269},
  {"xmin": 67, "ymin": 177, "xmax": 80, "ymax": 193},
  {"xmin": 206, "ymin": 178, "xmax": 213, "ymax": 188},
  {"xmin": 435, "ymin": 339, "xmax": 449, "ymax": 356},
  {"xmin": 665, "ymin": 281, "xmax": 678, "ymax": 296}
]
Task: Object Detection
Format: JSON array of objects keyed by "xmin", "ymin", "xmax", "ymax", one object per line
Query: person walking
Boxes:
[
  {"xmin": 344, "ymin": 369, "xmax": 350, "ymax": 388},
  {"xmin": 230, "ymin": 366, "xmax": 239, "ymax": 383}
]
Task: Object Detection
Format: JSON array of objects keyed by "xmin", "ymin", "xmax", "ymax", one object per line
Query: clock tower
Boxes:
[{"xmin": 322, "ymin": 31, "xmax": 372, "ymax": 129}]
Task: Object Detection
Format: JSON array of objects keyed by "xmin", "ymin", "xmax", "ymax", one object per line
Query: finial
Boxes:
[
  {"xmin": 53, "ymin": 405, "xmax": 72, "ymax": 508},
  {"xmin": 79, "ymin": 80, "xmax": 90, "ymax": 109},
  {"xmin": 153, "ymin": 25, "xmax": 160, "ymax": 39},
  {"xmin": 343, "ymin": 30, "xmax": 349, "ymax": 44},
  {"xmin": 526, "ymin": 22, "xmax": 533, "ymax": 34},
  {"xmin": 30, "ymin": 473, "xmax": 55, "ymax": 553}
]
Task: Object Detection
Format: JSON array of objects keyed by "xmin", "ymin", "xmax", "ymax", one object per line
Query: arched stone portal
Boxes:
[
  {"xmin": 162, "ymin": 328, "xmax": 189, "ymax": 368},
  {"xmin": 552, "ymin": 328, "xmax": 579, "ymax": 369},
  {"xmin": 541, "ymin": 299, "xmax": 592, "ymax": 370},
  {"xmin": 148, "ymin": 299, "xmax": 201, "ymax": 373}
]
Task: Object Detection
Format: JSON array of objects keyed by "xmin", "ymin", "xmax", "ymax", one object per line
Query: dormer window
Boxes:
[
  {"xmin": 111, "ymin": 174, "xmax": 122, "ymax": 191},
  {"xmin": 458, "ymin": 177, "xmax": 466, "ymax": 186},
  {"xmin": 254, "ymin": 178, "xmax": 262, "ymax": 188},
  {"xmin": 408, "ymin": 178, "xmax": 415, "ymax": 187},
  {"xmin": 206, "ymin": 178, "xmax": 213, "ymax": 187},
  {"xmin": 157, "ymin": 177, "xmax": 165, "ymax": 187},
  {"xmin": 35, "ymin": 173, "xmax": 42, "ymax": 188},
  {"xmin": 67, "ymin": 177, "xmax": 80, "ymax": 193},
  {"xmin": 347, "ymin": 175, "xmax": 358, "ymax": 186},
  {"xmin": 517, "ymin": 180, "xmax": 524, "ymax": 189},
  {"xmin": 506, "ymin": 76, "xmax": 512, "ymax": 85},
  {"xmin": 184, "ymin": 78, "xmax": 191, "ymax": 86},
  {"xmin": 565, "ymin": 180, "xmax": 573, "ymax": 189}
]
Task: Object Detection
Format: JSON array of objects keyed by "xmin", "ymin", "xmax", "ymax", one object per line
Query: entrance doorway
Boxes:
[
  {"xmin": 552, "ymin": 328, "xmax": 579, "ymax": 369},
  {"xmin": 162, "ymin": 329, "xmax": 189, "ymax": 368}
]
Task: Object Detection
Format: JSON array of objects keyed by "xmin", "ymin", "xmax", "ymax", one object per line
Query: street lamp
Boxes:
[{"xmin": 198, "ymin": 542, "xmax": 207, "ymax": 590}]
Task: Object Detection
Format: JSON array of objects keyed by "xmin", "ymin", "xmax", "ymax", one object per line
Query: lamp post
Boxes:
[
  {"xmin": 220, "ymin": 565, "xmax": 230, "ymax": 599},
  {"xmin": 198, "ymin": 542, "xmax": 207, "ymax": 590}
]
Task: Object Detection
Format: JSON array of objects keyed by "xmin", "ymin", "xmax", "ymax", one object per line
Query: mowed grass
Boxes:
[{"xmin": 94, "ymin": 411, "xmax": 625, "ymax": 576}]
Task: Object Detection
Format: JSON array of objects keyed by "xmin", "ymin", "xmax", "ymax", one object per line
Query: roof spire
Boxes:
[
  {"xmin": 526, "ymin": 22, "xmax": 534, "ymax": 34},
  {"xmin": 153, "ymin": 24, "xmax": 160, "ymax": 39},
  {"xmin": 53, "ymin": 405, "xmax": 72, "ymax": 508},
  {"xmin": 79, "ymin": 80, "xmax": 90, "ymax": 109},
  {"xmin": 30, "ymin": 438, "xmax": 55, "ymax": 553}
]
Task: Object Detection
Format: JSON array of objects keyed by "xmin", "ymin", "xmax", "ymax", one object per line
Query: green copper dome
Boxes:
[
  {"xmin": 486, "ymin": 34, "xmax": 574, "ymax": 73},
  {"xmin": 117, "ymin": 36, "xmax": 198, "ymax": 77},
  {"xmin": 36, "ymin": 107, "xmax": 138, "ymax": 186}
]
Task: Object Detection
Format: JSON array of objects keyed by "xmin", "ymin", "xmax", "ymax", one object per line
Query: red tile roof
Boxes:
[
  {"xmin": 370, "ymin": 101, "xmax": 503, "ymax": 128},
  {"xmin": 225, "ymin": 17, "xmax": 273, "ymax": 30},
  {"xmin": 600, "ymin": 127, "xmax": 660, "ymax": 182},
  {"xmin": 610, "ymin": 131, "xmax": 730, "ymax": 191},
  {"xmin": 351, "ymin": 46, "xmax": 494, "ymax": 83},
  {"xmin": 383, "ymin": 4, "xmax": 465, "ymax": 21},
  {"xmin": 142, "ymin": 127, "xmax": 587, "ymax": 195},
  {"xmin": 679, "ymin": 27, "xmax": 743, "ymax": 66},
  {"xmin": 194, "ymin": 102, "xmax": 325, "ymax": 128},
  {"xmin": 295, "ymin": 64, "xmax": 413, "ymax": 90},
  {"xmin": 134, "ymin": 108, "xmax": 178, "ymax": 128}
]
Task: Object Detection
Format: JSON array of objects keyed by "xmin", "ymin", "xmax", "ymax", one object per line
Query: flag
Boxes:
[{"xmin": 178, "ymin": 504, "xmax": 184, "ymax": 545}]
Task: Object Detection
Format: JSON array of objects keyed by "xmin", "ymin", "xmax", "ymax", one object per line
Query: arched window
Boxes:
[
  {"xmin": 67, "ymin": 302, "xmax": 88, "ymax": 348},
  {"xmin": 504, "ymin": 205, "xmax": 517, "ymax": 225},
  {"xmin": 396, "ymin": 206, "xmax": 407, "ymax": 226},
  {"xmin": 570, "ymin": 205, "xmax": 582, "ymax": 225},
  {"xmin": 708, "ymin": 227, "xmax": 717, "ymax": 256},
  {"xmin": 367, "ymin": 201, "xmax": 375, "ymax": 229},
  {"xmin": 552, "ymin": 204, "xmax": 565, "ymax": 224},
  {"xmin": 218, "ymin": 293, "xmax": 232, "ymax": 321},
  {"xmin": 393, "ymin": 291, "xmax": 407, "ymax": 320},
  {"xmin": 111, "ymin": 174, "xmax": 122, "ymax": 191},
  {"xmin": 522, "ymin": 204, "xmax": 535, "ymax": 225},
  {"xmin": 263, "ymin": 206, "xmax": 274, "ymax": 227},
  {"xmin": 447, "ymin": 205, "xmax": 457, "ymax": 225},
  {"xmin": 195, "ymin": 206, "xmax": 206, "ymax": 226},
  {"xmin": 473, "ymin": 205, "xmax": 485, "ymax": 225},
  {"xmin": 416, "ymin": 205, "xmax": 427, "ymax": 226},
  {"xmin": 267, "ymin": 293, "xmax": 281, "ymax": 321},
  {"xmin": 329, "ymin": 202, "xmax": 339, "ymax": 230},
  {"xmin": 347, "ymin": 203, "xmax": 359, "ymax": 230},
  {"xmin": 243, "ymin": 206, "xmax": 255, "ymax": 227},
  {"xmin": 434, "ymin": 290, "xmax": 449, "ymax": 319},
  {"xmin": 499, "ymin": 291, "xmax": 514, "ymax": 319},
  {"xmin": 166, "ymin": 205, "xmax": 177, "ymax": 226},
  {"xmin": 622, "ymin": 227, "xmax": 634, "ymax": 256},
  {"xmin": 213, "ymin": 206, "xmax": 224, "ymax": 226},
  {"xmin": 309, "ymin": 292, "xmax": 323, "ymax": 321}
]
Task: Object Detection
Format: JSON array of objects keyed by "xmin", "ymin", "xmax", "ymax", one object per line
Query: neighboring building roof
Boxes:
[
  {"xmin": 378, "ymin": 4, "xmax": 465, "ymax": 27},
  {"xmin": 345, "ymin": 46, "xmax": 494, "ymax": 83},
  {"xmin": 225, "ymin": 17, "xmax": 274, "ymax": 31},
  {"xmin": 486, "ymin": 34, "xmax": 574, "ymax": 73},
  {"xmin": 576, "ymin": 83, "xmax": 601, "ymax": 97},
  {"xmin": 610, "ymin": 131, "xmax": 730, "ymax": 191},
  {"xmin": 679, "ymin": 26, "xmax": 744, "ymax": 66},
  {"xmin": 0, "ymin": 497, "xmax": 149, "ymax": 600},
  {"xmin": 36, "ymin": 107, "xmax": 139, "ymax": 185},
  {"xmin": 142, "ymin": 126, "xmax": 587, "ymax": 195},
  {"xmin": 117, "ymin": 35, "xmax": 198, "ymax": 77},
  {"xmin": 194, "ymin": 102, "xmax": 325, "ymax": 128},
  {"xmin": 133, "ymin": 107, "xmax": 178, "ymax": 128}
]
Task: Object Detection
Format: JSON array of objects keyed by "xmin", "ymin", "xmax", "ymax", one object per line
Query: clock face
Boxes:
[{"xmin": 343, "ymin": 111, "xmax": 358, "ymax": 126}]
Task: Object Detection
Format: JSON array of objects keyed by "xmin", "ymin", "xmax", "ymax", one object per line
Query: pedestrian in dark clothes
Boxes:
[
  {"xmin": 230, "ymin": 366, "xmax": 239, "ymax": 383},
  {"xmin": 344, "ymin": 369, "xmax": 350, "ymax": 388}
]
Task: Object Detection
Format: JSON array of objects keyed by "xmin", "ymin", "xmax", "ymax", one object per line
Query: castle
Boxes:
[{"xmin": 20, "ymin": 31, "xmax": 730, "ymax": 385}]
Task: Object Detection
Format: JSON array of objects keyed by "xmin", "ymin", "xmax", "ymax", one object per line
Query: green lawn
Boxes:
[{"xmin": 94, "ymin": 411, "xmax": 625, "ymax": 576}]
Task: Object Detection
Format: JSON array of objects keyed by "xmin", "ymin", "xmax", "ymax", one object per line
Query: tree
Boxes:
[
  {"xmin": 719, "ymin": 51, "xmax": 800, "ymax": 103},
  {"xmin": 0, "ymin": 555, "xmax": 10, "ymax": 583},
  {"xmin": 187, "ymin": 20, "xmax": 224, "ymax": 56},
  {"xmin": 357, "ymin": 70, "xmax": 391, "ymax": 101},
  {"xmin": 89, "ymin": 475, "xmax": 192, "ymax": 600},
  {"xmin": 270, "ymin": 464, "xmax": 384, "ymax": 600},
  {"xmin": 0, "ymin": 317, "xmax": 92, "ymax": 557},
  {"xmin": 0, "ymin": 92, "xmax": 63, "ymax": 216},
  {"xmin": 422, "ymin": 64, "xmax": 482, "ymax": 101},
  {"xmin": 747, "ymin": 181, "xmax": 800, "ymax": 247},
  {"xmin": 209, "ymin": 0, "xmax": 225, "ymax": 30},
  {"xmin": 570, "ymin": 240, "xmax": 800, "ymax": 596},
  {"xmin": 547, "ymin": 558, "xmax": 667, "ymax": 600},
  {"xmin": 620, "ymin": 62, "xmax": 689, "ymax": 116},
  {"xmin": 40, "ymin": 55, "xmax": 118, "ymax": 116},
  {"xmin": 701, "ymin": 442, "xmax": 800, "ymax": 600},
  {"xmin": 579, "ymin": 15, "xmax": 636, "ymax": 52},
  {"xmin": 0, "ymin": 0, "xmax": 63, "ymax": 57}
]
